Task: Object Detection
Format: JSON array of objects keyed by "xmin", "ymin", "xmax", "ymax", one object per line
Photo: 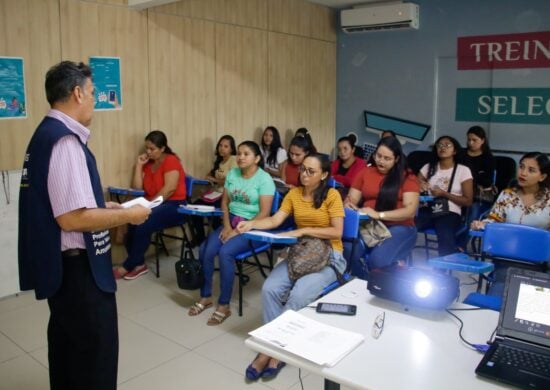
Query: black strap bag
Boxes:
[
  {"xmin": 429, "ymin": 164, "xmax": 458, "ymax": 219},
  {"xmin": 175, "ymin": 251, "xmax": 204, "ymax": 290}
]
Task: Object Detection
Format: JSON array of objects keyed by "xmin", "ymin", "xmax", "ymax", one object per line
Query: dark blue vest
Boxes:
[{"xmin": 19, "ymin": 116, "xmax": 116, "ymax": 299}]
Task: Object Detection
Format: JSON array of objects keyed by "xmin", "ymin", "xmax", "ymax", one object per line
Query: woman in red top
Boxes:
[
  {"xmin": 344, "ymin": 136, "xmax": 420, "ymax": 277},
  {"xmin": 331, "ymin": 135, "xmax": 367, "ymax": 198},
  {"xmin": 113, "ymin": 130, "xmax": 187, "ymax": 280},
  {"xmin": 280, "ymin": 136, "xmax": 311, "ymax": 188}
]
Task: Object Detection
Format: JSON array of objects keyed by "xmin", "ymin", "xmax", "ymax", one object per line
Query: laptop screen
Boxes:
[{"xmin": 499, "ymin": 268, "xmax": 550, "ymax": 348}]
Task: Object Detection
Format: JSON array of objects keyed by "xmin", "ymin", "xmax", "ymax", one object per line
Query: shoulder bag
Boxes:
[
  {"xmin": 175, "ymin": 251, "xmax": 204, "ymax": 290},
  {"xmin": 287, "ymin": 237, "xmax": 332, "ymax": 281},
  {"xmin": 359, "ymin": 219, "xmax": 392, "ymax": 248}
]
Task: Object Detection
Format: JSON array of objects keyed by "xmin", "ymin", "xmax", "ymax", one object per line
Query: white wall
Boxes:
[{"xmin": 0, "ymin": 170, "xmax": 21, "ymax": 298}]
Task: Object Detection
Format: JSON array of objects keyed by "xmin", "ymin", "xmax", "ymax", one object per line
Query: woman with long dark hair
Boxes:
[
  {"xmin": 294, "ymin": 127, "xmax": 317, "ymax": 153},
  {"xmin": 331, "ymin": 135, "xmax": 366, "ymax": 197},
  {"xmin": 189, "ymin": 135, "xmax": 237, "ymax": 245},
  {"xmin": 260, "ymin": 126, "xmax": 287, "ymax": 178},
  {"xmin": 416, "ymin": 135, "xmax": 473, "ymax": 256},
  {"xmin": 471, "ymin": 151, "xmax": 549, "ymax": 297},
  {"xmin": 113, "ymin": 130, "xmax": 187, "ymax": 280},
  {"xmin": 187, "ymin": 141, "xmax": 275, "ymax": 326},
  {"xmin": 459, "ymin": 126, "xmax": 496, "ymax": 216},
  {"xmin": 237, "ymin": 153, "xmax": 345, "ymax": 380},
  {"xmin": 344, "ymin": 137, "xmax": 420, "ymax": 276},
  {"xmin": 279, "ymin": 136, "xmax": 311, "ymax": 187}
]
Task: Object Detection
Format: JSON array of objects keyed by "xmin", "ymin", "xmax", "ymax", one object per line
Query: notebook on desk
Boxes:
[{"xmin": 475, "ymin": 268, "xmax": 550, "ymax": 389}]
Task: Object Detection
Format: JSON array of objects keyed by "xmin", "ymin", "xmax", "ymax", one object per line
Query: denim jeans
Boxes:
[
  {"xmin": 261, "ymin": 250, "xmax": 346, "ymax": 323},
  {"xmin": 344, "ymin": 225, "xmax": 417, "ymax": 279},
  {"xmin": 199, "ymin": 226, "xmax": 266, "ymax": 305},
  {"xmin": 123, "ymin": 200, "xmax": 185, "ymax": 271}
]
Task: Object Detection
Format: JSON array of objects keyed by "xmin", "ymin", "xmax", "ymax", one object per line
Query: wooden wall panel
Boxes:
[
  {"xmin": 148, "ymin": 12, "xmax": 217, "ymax": 177},
  {"xmin": 268, "ymin": 0, "xmax": 310, "ymax": 38},
  {"xmin": 267, "ymin": 32, "xmax": 336, "ymax": 153},
  {"xmin": 0, "ymin": 0, "xmax": 61, "ymax": 170},
  {"xmin": 59, "ymin": 0, "xmax": 149, "ymax": 186},
  {"xmin": 215, "ymin": 24, "xmax": 268, "ymax": 147},
  {"xmin": 309, "ymin": 3, "xmax": 336, "ymax": 42},
  {"xmin": 307, "ymin": 39, "xmax": 336, "ymax": 154},
  {"xmin": 152, "ymin": 0, "xmax": 268, "ymax": 30}
]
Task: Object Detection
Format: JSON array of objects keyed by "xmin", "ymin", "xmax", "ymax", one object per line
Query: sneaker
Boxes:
[
  {"xmin": 123, "ymin": 264, "xmax": 148, "ymax": 280},
  {"xmin": 112, "ymin": 267, "xmax": 127, "ymax": 280}
]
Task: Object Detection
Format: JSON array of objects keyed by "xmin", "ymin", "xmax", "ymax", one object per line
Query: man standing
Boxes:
[{"xmin": 18, "ymin": 61, "xmax": 151, "ymax": 390}]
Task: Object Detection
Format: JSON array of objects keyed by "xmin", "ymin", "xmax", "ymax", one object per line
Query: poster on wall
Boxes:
[
  {"xmin": 0, "ymin": 57, "xmax": 27, "ymax": 119},
  {"xmin": 89, "ymin": 56, "xmax": 122, "ymax": 111}
]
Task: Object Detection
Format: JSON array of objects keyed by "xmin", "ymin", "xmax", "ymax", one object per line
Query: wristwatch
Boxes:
[{"xmin": 379, "ymin": 212, "xmax": 386, "ymax": 220}]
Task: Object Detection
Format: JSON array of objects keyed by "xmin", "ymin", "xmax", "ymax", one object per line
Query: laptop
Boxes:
[{"xmin": 476, "ymin": 267, "xmax": 550, "ymax": 389}]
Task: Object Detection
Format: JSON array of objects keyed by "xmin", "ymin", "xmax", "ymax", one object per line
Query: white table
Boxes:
[{"xmin": 246, "ymin": 279, "xmax": 504, "ymax": 390}]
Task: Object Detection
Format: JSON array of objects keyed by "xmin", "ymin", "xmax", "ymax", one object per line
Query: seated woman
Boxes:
[
  {"xmin": 279, "ymin": 136, "xmax": 311, "ymax": 188},
  {"xmin": 260, "ymin": 126, "xmax": 287, "ymax": 178},
  {"xmin": 294, "ymin": 127, "xmax": 317, "ymax": 153},
  {"xmin": 236, "ymin": 153, "xmax": 345, "ymax": 380},
  {"xmin": 187, "ymin": 141, "xmax": 275, "ymax": 325},
  {"xmin": 190, "ymin": 135, "xmax": 237, "ymax": 245},
  {"xmin": 113, "ymin": 130, "xmax": 187, "ymax": 280},
  {"xmin": 459, "ymin": 126, "xmax": 496, "ymax": 219},
  {"xmin": 471, "ymin": 152, "xmax": 549, "ymax": 296},
  {"xmin": 344, "ymin": 137, "xmax": 419, "ymax": 277},
  {"xmin": 331, "ymin": 135, "xmax": 367, "ymax": 198},
  {"xmin": 416, "ymin": 136, "xmax": 473, "ymax": 256}
]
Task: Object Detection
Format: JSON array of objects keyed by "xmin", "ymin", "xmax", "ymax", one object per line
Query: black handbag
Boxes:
[
  {"xmin": 428, "ymin": 164, "xmax": 458, "ymax": 219},
  {"xmin": 175, "ymin": 251, "xmax": 204, "ymax": 290}
]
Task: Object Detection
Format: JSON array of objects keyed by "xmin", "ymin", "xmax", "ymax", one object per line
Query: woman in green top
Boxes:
[{"xmin": 188, "ymin": 141, "xmax": 275, "ymax": 326}]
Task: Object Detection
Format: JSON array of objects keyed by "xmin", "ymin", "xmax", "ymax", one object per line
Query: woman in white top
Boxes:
[
  {"xmin": 260, "ymin": 126, "xmax": 287, "ymax": 178},
  {"xmin": 416, "ymin": 136, "xmax": 473, "ymax": 256}
]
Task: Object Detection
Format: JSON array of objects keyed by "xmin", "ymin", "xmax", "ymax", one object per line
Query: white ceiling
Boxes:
[{"xmin": 307, "ymin": 0, "xmax": 396, "ymax": 9}]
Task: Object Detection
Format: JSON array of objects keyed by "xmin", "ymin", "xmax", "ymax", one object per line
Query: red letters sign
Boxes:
[{"xmin": 457, "ymin": 31, "xmax": 550, "ymax": 70}]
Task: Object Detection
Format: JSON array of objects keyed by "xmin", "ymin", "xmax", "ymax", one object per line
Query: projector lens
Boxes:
[{"xmin": 414, "ymin": 280, "xmax": 433, "ymax": 298}]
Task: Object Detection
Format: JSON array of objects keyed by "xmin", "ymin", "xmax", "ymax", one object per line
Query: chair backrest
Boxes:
[
  {"xmin": 185, "ymin": 175, "xmax": 195, "ymax": 199},
  {"xmin": 494, "ymin": 156, "xmax": 516, "ymax": 193},
  {"xmin": 327, "ymin": 177, "xmax": 337, "ymax": 188},
  {"xmin": 406, "ymin": 150, "xmax": 432, "ymax": 175},
  {"xmin": 482, "ymin": 223, "xmax": 550, "ymax": 264},
  {"xmin": 343, "ymin": 208, "xmax": 360, "ymax": 240},
  {"xmin": 271, "ymin": 191, "xmax": 281, "ymax": 214}
]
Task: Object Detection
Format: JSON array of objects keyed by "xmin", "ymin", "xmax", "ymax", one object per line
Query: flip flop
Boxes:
[
  {"xmin": 206, "ymin": 310, "xmax": 231, "ymax": 326},
  {"xmin": 188, "ymin": 302, "xmax": 212, "ymax": 316},
  {"xmin": 261, "ymin": 362, "xmax": 286, "ymax": 379}
]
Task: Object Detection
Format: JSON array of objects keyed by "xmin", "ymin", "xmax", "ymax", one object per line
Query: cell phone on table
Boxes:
[
  {"xmin": 108, "ymin": 90, "xmax": 116, "ymax": 103},
  {"xmin": 316, "ymin": 302, "xmax": 357, "ymax": 316}
]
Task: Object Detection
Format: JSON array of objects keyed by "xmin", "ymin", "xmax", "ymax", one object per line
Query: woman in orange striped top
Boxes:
[{"xmin": 237, "ymin": 153, "xmax": 345, "ymax": 381}]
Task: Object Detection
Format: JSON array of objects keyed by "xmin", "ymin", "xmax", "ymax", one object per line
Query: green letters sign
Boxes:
[{"xmin": 456, "ymin": 88, "xmax": 550, "ymax": 124}]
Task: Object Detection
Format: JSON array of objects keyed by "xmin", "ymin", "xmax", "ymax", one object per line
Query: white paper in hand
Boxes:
[{"xmin": 122, "ymin": 196, "xmax": 163, "ymax": 209}]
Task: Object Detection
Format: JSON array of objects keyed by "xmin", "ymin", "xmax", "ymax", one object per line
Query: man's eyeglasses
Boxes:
[
  {"xmin": 436, "ymin": 143, "xmax": 453, "ymax": 150},
  {"xmin": 299, "ymin": 166, "xmax": 318, "ymax": 177},
  {"xmin": 372, "ymin": 311, "xmax": 385, "ymax": 339}
]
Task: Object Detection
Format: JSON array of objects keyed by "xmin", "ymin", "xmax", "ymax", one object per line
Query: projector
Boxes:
[{"xmin": 367, "ymin": 266, "xmax": 460, "ymax": 310}]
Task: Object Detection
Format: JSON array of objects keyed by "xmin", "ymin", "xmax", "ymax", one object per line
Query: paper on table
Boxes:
[
  {"xmin": 202, "ymin": 191, "xmax": 222, "ymax": 201},
  {"xmin": 183, "ymin": 204, "xmax": 216, "ymax": 211},
  {"xmin": 249, "ymin": 310, "xmax": 364, "ymax": 367},
  {"xmin": 245, "ymin": 230, "xmax": 289, "ymax": 240},
  {"xmin": 122, "ymin": 196, "xmax": 163, "ymax": 209}
]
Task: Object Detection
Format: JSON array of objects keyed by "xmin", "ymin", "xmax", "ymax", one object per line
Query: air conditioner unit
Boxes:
[{"xmin": 341, "ymin": 2, "xmax": 419, "ymax": 33}]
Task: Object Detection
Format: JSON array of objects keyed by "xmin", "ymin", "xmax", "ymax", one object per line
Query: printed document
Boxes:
[
  {"xmin": 249, "ymin": 310, "xmax": 364, "ymax": 367},
  {"xmin": 122, "ymin": 196, "xmax": 163, "ymax": 209}
]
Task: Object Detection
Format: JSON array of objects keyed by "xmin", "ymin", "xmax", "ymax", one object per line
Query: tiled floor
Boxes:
[{"xmin": 0, "ymin": 241, "xmax": 477, "ymax": 390}]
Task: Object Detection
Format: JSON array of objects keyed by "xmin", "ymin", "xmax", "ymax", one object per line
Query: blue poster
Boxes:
[
  {"xmin": 0, "ymin": 57, "xmax": 27, "ymax": 119},
  {"xmin": 89, "ymin": 56, "xmax": 122, "ymax": 110}
]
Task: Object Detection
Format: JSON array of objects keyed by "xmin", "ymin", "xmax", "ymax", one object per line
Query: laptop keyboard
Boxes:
[{"xmin": 491, "ymin": 344, "xmax": 550, "ymax": 377}]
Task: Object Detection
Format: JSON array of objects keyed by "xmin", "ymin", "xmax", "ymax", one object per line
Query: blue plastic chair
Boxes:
[
  {"xmin": 431, "ymin": 223, "xmax": 550, "ymax": 311},
  {"xmin": 153, "ymin": 175, "xmax": 201, "ymax": 277},
  {"xmin": 319, "ymin": 208, "xmax": 360, "ymax": 296},
  {"xmin": 234, "ymin": 192, "xmax": 282, "ymax": 316}
]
